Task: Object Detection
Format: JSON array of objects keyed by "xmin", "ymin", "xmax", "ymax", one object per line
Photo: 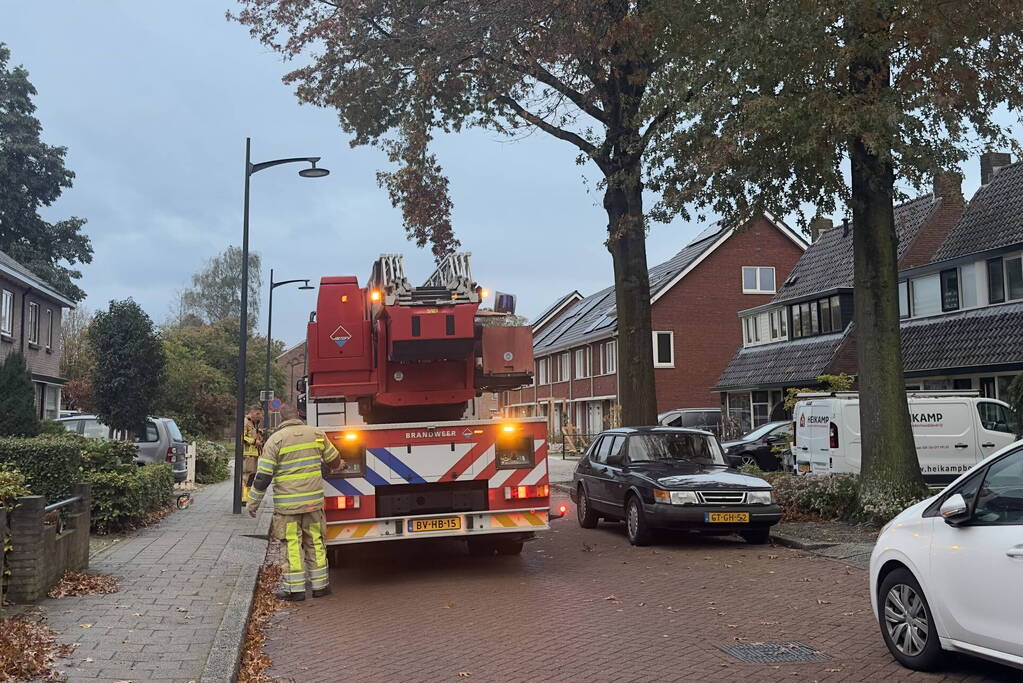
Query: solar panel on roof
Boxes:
[{"xmin": 686, "ymin": 222, "xmax": 723, "ymax": 246}]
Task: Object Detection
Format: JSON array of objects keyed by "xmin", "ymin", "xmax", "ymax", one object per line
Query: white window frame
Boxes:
[
  {"xmin": 536, "ymin": 357, "xmax": 549, "ymax": 385},
  {"xmin": 574, "ymin": 348, "xmax": 589, "ymax": 379},
  {"xmin": 27, "ymin": 302, "xmax": 39, "ymax": 345},
  {"xmin": 45, "ymin": 309, "xmax": 53, "ymax": 349},
  {"xmin": 742, "ymin": 266, "xmax": 776, "ymax": 294},
  {"xmin": 652, "ymin": 331, "xmax": 675, "ymax": 368},
  {"xmin": 1, "ymin": 289, "xmax": 12, "ymax": 336},
  {"xmin": 557, "ymin": 352, "xmax": 571, "ymax": 382},
  {"xmin": 602, "ymin": 340, "xmax": 617, "ymax": 375}
]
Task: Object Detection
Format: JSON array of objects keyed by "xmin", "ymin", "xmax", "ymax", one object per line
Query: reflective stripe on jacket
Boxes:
[
  {"xmin": 243, "ymin": 418, "xmax": 260, "ymax": 457},
  {"xmin": 251, "ymin": 419, "xmax": 340, "ymax": 514}
]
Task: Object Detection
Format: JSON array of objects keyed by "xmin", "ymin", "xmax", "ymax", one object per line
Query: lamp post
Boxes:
[
  {"xmin": 263, "ymin": 268, "xmax": 314, "ymax": 429},
  {"xmin": 233, "ymin": 138, "xmax": 329, "ymax": 514}
]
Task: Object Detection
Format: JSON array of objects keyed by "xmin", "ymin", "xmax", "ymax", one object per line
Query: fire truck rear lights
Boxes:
[
  {"xmin": 480, "ymin": 288, "xmax": 490, "ymax": 299},
  {"xmin": 343, "ymin": 431, "xmax": 360, "ymax": 441},
  {"xmin": 505, "ymin": 484, "xmax": 549, "ymax": 500},
  {"xmin": 559, "ymin": 504, "xmax": 568, "ymax": 515},
  {"xmin": 369, "ymin": 289, "xmax": 382, "ymax": 302},
  {"xmin": 501, "ymin": 423, "xmax": 518, "ymax": 433},
  {"xmin": 327, "ymin": 495, "xmax": 360, "ymax": 510}
]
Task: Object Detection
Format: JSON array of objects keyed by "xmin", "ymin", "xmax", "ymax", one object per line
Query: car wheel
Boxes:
[
  {"xmin": 467, "ymin": 538, "xmax": 496, "ymax": 556},
  {"xmin": 495, "ymin": 538, "xmax": 524, "ymax": 555},
  {"xmin": 740, "ymin": 527, "xmax": 771, "ymax": 545},
  {"xmin": 576, "ymin": 485, "xmax": 599, "ymax": 528},
  {"xmin": 739, "ymin": 453, "xmax": 758, "ymax": 468},
  {"xmin": 878, "ymin": 568, "xmax": 945, "ymax": 671},
  {"xmin": 625, "ymin": 495, "xmax": 653, "ymax": 546}
]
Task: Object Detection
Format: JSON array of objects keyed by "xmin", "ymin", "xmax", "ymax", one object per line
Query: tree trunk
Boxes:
[
  {"xmin": 848, "ymin": 29, "xmax": 927, "ymax": 510},
  {"xmin": 605, "ymin": 160, "xmax": 657, "ymax": 426}
]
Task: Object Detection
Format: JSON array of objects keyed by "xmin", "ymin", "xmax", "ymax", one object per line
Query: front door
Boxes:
[{"xmin": 930, "ymin": 447, "xmax": 1023, "ymax": 657}]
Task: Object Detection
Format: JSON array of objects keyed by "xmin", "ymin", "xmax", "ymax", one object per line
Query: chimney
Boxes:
[
  {"xmin": 932, "ymin": 171, "xmax": 963, "ymax": 203},
  {"xmin": 980, "ymin": 151, "xmax": 1012, "ymax": 185},
  {"xmin": 808, "ymin": 217, "xmax": 833, "ymax": 242}
]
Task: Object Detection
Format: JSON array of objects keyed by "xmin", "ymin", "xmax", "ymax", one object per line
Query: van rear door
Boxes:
[
  {"xmin": 793, "ymin": 402, "xmax": 813, "ymax": 473},
  {"xmin": 795, "ymin": 401, "xmax": 833, "ymax": 474},
  {"xmin": 910, "ymin": 399, "xmax": 973, "ymax": 485}
]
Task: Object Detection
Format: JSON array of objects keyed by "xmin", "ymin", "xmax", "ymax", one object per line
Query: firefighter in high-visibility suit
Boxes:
[
  {"xmin": 241, "ymin": 408, "xmax": 263, "ymax": 502},
  {"xmin": 246, "ymin": 408, "xmax": 343, "ymax": 601}
]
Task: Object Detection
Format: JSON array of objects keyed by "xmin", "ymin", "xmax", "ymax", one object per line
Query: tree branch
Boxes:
[
  {"xmin": 499, "ymin": 49, "xmax": 608, "ymax": 124},
  {"xmin": 495, "ymin": 95, "xmax": 604, "ymax": 164}
]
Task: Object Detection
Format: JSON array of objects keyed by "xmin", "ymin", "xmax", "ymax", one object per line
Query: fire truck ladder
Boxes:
[
  {"xmin": 423, "ymin": 252, "xmax": 478, "ymax": 303},
  {"xmin": 369, "ymin": 254, "xmax": 413, "ymax": 305}
]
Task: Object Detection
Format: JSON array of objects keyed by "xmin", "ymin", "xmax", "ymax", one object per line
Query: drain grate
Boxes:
[{"xmin": 718, "ymin": 642, "xmax": 827, "ymax": 664}]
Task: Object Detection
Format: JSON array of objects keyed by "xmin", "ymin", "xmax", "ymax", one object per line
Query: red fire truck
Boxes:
[{"xmin": 303, "ymin": 254, "xmax": 559, "ymax": 555}]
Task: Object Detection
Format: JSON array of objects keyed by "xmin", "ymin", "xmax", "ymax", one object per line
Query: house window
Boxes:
[
  {"xmin": 820, "ymin": 297, "xmax": 833, "ymax": 333},
  {"xmin": 751, "ymin": 391, "xmax": 771, "ymax": 427},
  {"xmin": 652, "ymin": 331, "xmax": 674, "ymax": 368},
  {"xmin": 45, "ymin": 309, "xmax": 53, "ymax": 349},
  {"xmin": 742, "ymin": 266, "xmax": 776, "ymax": 294},
  {"xmin": 537, "ymin": 358, "xmax": 548, "ymax": 385},
  {"xmin": 1007, "ymin": 255, "xmax": 1023, "ymax": 300},
  {"xmin": 791, "ymin": 305, "xmax": 802, "ymax": 338},
  {"xmin": 898, "ymin": 281, "xmax": 910, "ymax": 318},
  {"xmin": 574, "ymin": 348, "xmax": 589, "ymax": 379},
  {"xmin": 557, "ymin": 353, "xmax": 571, "ymax": 382},
  {"xmin": 0, "ymin": 290, "xmax": 12, "ymax": 336},
  {"xmin": 602, "ymin": 340, "xmax": 617, "ymax": 374},
  {"xmin": 987, "ymin": 257, "xmax": 1005, "ymax": 304},
  {"xmin": 829, "ymin": 295, "xmax": 841, "ymax": 330},
  {"xmin": 940, "ymin": 268, "xmax": 960, "ymax": 312},
  {"xmin": 807, "ymin": 301, "xmax": 819, "ymax": 335},
  {"xmin": 27, "ymin": 302, "xmax": 39, "ymax": 345},
  {"xmin": 769, "ymin": 310, "xmax": 778, "ymax": 339},
  {"xmin": 910, "ymin": 274, "xmax": 941, "ymax": 317},
  {"xmin": 961, "ymin": 263, "xmax": 978, "ymax": 308}
]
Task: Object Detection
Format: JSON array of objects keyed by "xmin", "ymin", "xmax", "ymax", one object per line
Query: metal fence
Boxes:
[{"xmin": 549, "ymin": 432, "xmax": 601, "ymax": 458}]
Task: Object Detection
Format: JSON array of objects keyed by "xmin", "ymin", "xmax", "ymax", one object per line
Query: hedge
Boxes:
[
  {"xmin": 0, "ymin": 436, "xmax": 82, "ymax": 504},
  {"xmin": 86, "ymin": 464, "xmax": 174, "ymax": 534},
  {"xmin": 195, "ymin": 440, "xmax": 230, "ymax": 484}
]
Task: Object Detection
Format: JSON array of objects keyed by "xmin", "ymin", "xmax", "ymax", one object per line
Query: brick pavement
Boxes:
[
  {"xmin": 27, "ymin": 479, "xmax": 269, "ymax": 682},
  {"xmin": 263, "ymin": 495, "xmax": 1017, "ymax": 683}
]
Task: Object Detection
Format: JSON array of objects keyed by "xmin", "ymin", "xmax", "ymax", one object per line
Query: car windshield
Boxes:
[
  {"xmin": 628, "ymin": 433, "xmax": 725, "ymax": 465},
  {"xmin": 742, "ymin": 423, "xmax": 781, "ymax": 441}
]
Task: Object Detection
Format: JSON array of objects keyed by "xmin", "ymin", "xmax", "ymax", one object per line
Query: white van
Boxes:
[{"xmin": 792, "ymin": 391, "xmax": 1019, "ymax": 485}]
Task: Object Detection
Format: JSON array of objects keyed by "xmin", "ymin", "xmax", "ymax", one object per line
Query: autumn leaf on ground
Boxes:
[
  {"xmin": 0, "ymin": 616, "xmax": 74, "ymax": 682},
  {"xmin": 48, "ymin": 570, "xmax": 119, "ymax": 599}
]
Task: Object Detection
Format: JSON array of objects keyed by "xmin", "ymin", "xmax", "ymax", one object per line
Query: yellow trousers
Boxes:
[{"xmin": 271, "ymin": 510, "xmax": 329, "ymax": 594}]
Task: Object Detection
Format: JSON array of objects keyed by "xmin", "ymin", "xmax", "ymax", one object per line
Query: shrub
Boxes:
[
  {"xmin": 0, "ymin": 465, "xmax": 30, "ymax": 508},
  {"xmin": 761, "ymin": 472, "xmax": 860, "ymax": 521},
  {"xmin": 37, "ymin": 419, "xmax": 70, "ymax": 436},
  {"xmin": 86, "ymin": 464, "xmax": 174, "ymax": 534},
  {"xmin": 80, "ymin": 438, "xmax": 138, "ymax": 473},
  {"xmin": 0, "ymin": 353, "xmax": 39, "ymax": 437},
  {"xmin": 0, "ymin": 436, "xmax": 82, "ymax": 504},
  {"xmin": 195, "ymin": 440, "xmax": 230, "ymax": 484}
]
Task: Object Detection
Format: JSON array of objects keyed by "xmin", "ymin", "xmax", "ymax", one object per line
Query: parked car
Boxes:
[
  {"xmin": 794, "ymin": 391, "xmax": 1018, "ymax": 485},
  {"xmin": 721, "ymin": 421, "xmax": 792, "ymax": 471},
  {"xmin": 570, "ymin": 426, "xmax": 782, "ymax": 546},
  {"xmin": 869, "ymin": 438, "xmax": 1023, "ymax": 672},
  {"xmin": 657, "ymin": 408, "xmax": 722, "ymax": 433},
  {"xmin": 59, "ymin": 414, "xmax": 188, "ymax": 482}
]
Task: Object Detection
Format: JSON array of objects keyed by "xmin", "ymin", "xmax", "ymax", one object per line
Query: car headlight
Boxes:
[
  {"xmin": 746, "ymin": 490, "xmax": 775, "ymax": 505},
  {"xmin": 653, "ymin": 489, "xmax": 699, "ymax": 505}
]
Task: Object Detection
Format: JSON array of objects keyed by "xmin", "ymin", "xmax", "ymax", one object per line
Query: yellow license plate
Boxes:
[
  {"xmin": 798, "ymin": 463, "xmax": 811, "ymax": 472},
  {"xmin": 706, "ymin": 512, "xmax": 750, "ymax": 523},
  {"xmin": 408, "ymin": 516, "xmax": 462, "ymax": 533}
]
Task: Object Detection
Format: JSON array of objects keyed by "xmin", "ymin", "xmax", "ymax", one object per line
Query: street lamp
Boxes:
[
  {"xmin": 263, "ymin": 268, "xmax": 314, "ymax": 429},
  {"xmin": 233, "ymin": 137, "xmax": 329, "ymax": 514}
]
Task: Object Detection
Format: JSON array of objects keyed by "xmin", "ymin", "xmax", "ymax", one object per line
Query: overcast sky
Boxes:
[{"xmin": 2, "ymin": 2, "xmax": 1016, "ymax": 347}]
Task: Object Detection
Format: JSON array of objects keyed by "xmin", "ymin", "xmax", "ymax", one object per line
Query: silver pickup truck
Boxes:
[{"xmin": 59, "ymin": 414, "xmax": 188, "ymax": 482}]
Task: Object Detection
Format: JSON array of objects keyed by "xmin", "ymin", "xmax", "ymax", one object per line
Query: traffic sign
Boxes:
[
  {"xmin": 260, "ymin": 390, "xmax": 274, "ymax": 402},
  {"xmin": 269, "ymin": 398, "xmax": 283, "ymax": 411}
]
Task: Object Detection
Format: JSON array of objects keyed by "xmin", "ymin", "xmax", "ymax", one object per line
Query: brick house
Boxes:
[
  {"xmin": 715, "ymin": 154, "xmax": 1023, "ymax": 432},
  {"xmin": 0, "ymin": 250, "xmax": 75, "ymax": 419},
  {"xmin": 276, "ymin": 340, "xmax": 307, "ymax": 415},
  {"xmin": 499, "ymin": 216, "xmax": 807, "ymax": 434}
]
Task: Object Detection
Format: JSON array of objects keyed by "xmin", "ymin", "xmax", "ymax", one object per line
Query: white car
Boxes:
[{"xmin": 869, "ymin": 438, "xmax": 1023, "ymax": 672}]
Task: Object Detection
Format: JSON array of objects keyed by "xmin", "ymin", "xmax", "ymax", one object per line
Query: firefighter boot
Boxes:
[
  {"xmin": 276, "ymin": 590, "xmax": 306, "ymax": 602},
  {"xmin": 312, "ymin": 586, "xmax": 331, "ymax": 598}
]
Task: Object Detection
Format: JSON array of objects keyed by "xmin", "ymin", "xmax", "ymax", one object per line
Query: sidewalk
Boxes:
[{"xmin": 24, "ymin": 478, "xmax": 270, "ymax": 682}]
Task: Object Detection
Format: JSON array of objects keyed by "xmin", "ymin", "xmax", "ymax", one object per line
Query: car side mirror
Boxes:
[
  {"xmin": 606, "ymin": 454, "xmax": 624, "ymax": 467},
  {"xmin": 940, "ymin": 493, "xmax": 970, "ymax": 526}
]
